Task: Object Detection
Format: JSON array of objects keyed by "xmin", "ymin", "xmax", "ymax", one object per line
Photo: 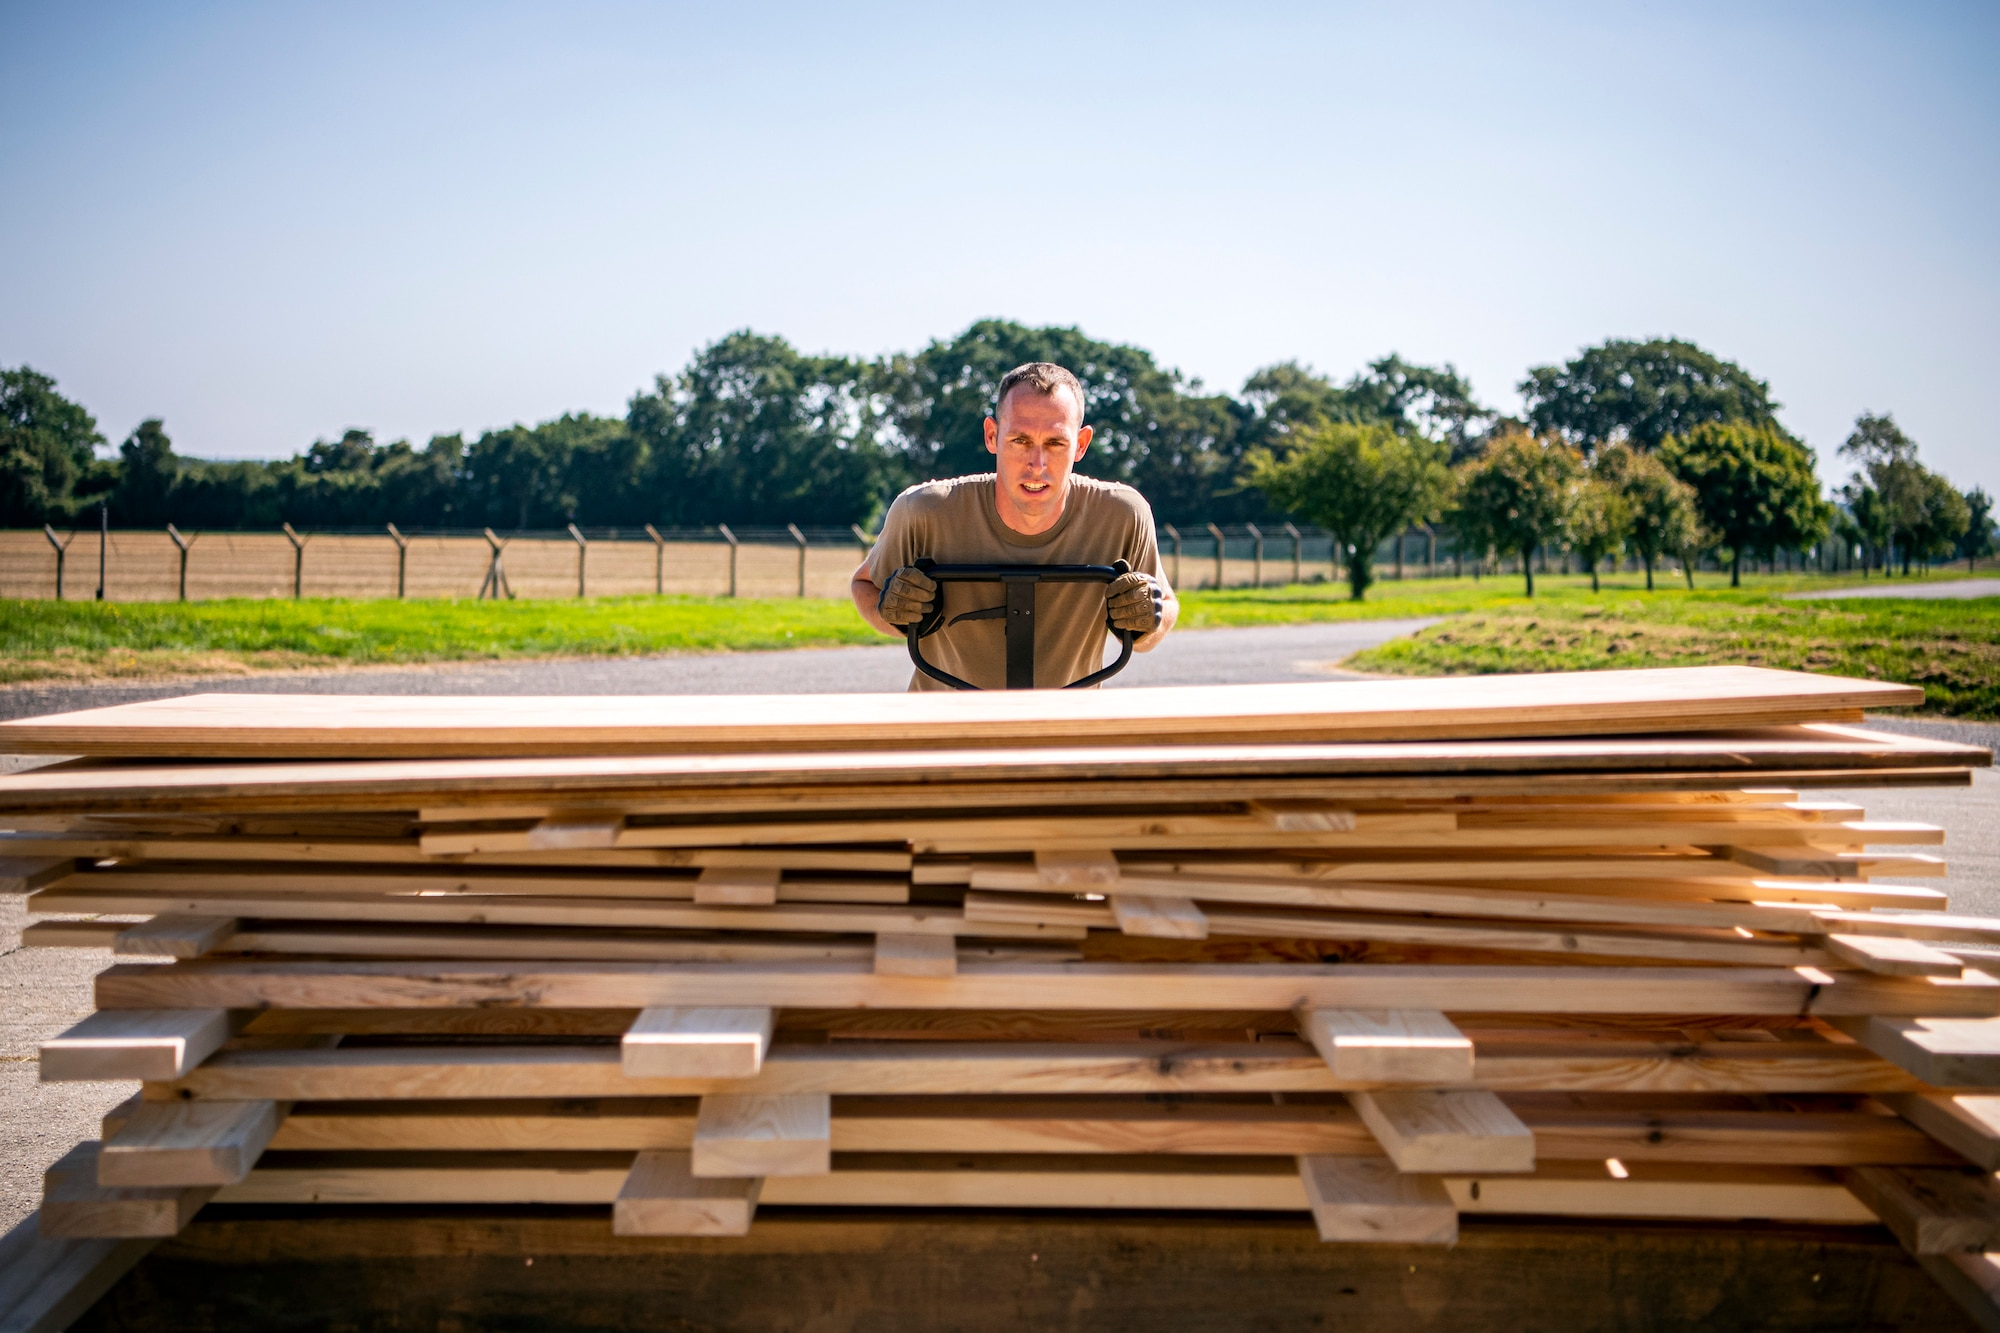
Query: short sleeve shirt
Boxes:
[{"xmin": 864, "ymin": 474, "xmax": 1168, "ymax": 691}]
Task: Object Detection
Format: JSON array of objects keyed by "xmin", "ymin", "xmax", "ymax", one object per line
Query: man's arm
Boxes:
[
  {"xmin": 1135, "ymin": 587, "xmax": 1178, "ymax": 653},
  {"xmin": 851, "ymin": 563, "xmax": 900, "ymax": 637}
]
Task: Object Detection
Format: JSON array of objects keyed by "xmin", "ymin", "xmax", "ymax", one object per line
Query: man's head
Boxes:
[{"xmin": 984, "ymin": 362, "xmax": 1093, "ymax": 534}]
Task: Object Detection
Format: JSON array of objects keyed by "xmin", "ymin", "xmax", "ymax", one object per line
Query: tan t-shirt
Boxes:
[{"xmin": 865, "ymin": 474, "xmax": 1168, "ymax": 691}]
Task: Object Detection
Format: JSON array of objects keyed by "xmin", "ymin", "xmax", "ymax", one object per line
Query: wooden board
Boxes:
[
  {"xmin": 623, "ymin": 1008, "xmax": 775, "ymax": 1080},
  {"xmin": 1296, "ymin": 1009, "xmax": 1475, "ymax": 1084},
  {"xmin": 1298, "ymin": 1155, "xmax": 1458, "ymax": 1243},
  {"xmin": 84, "ymin": 957, "xmax": 2000, "ymax": 1017},
  {"xmin": 145, "ymin": 1037, "xmax": 1930, "ymax": 1102},
  {"xmin": 691, "ymin": 1094, "xmax": 831, "ymax": 1177},
  {"xmin": 39, "ymin": 1010, "xmax": 233, "ymax": 1083},
  {"xmin": 1348, "ymin": 1089, "xmax": 1536, "ymax": 1172},
  {"xmin": 0, "ymin": 668, "xmax": 1923, "ymax": 757},
  {"xmin": 614, "ymin": 1150, "xmax": 759, "ymax": 1236},
  {"xmin": 97, "ymin": 1100, "xmax": 283, "ymax": 1188}
]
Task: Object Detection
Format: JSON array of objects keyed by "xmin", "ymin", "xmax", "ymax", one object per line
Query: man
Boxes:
[{"xmin": 852, "ymin": 361, "xmax": 1178, "ymax": 690}]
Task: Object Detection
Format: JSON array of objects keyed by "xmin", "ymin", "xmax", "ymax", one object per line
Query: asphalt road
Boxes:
[
  {"xmin": 1788, "ymin": 578, "xmax": 2000, "ymax": 600},
  {"xmin": 0, "ymin": 620, "xmax": 1994, "ymax": 1233}
]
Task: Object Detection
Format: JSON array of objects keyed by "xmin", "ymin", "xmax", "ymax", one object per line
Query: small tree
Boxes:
[
  {"xmin": 1661, "ymin": 422, "xmax": 1824, "ymax": 587},
  {"xmin": 1245, "ymin": 422, "xmax": 1450, "ymax": 600},
  {"xmin": 1963, "ymin": 488, "xmax": 1996, "ymax": 571},
  {"xmin": 1596, "ymin": 444, "xmax": 1697, "ymax": 590},
  {"xmin": 1450, "ymin": 432, "xmax": 1582, "ymax": 596},
  {"xmin": 1907, "ymin": 469, "xmax": 1970, "ymax": 572},
  {"xmin": 1568, "ymin": 474, "xmax": 1630, "ymax": 592}
]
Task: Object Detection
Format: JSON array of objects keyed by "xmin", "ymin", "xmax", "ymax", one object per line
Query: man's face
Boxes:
[{"xmin": 984, "ymin": 386, "xmax": 1093, "ymax": 528}]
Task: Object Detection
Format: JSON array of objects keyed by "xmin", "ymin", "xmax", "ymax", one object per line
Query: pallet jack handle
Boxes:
[{"xmin": 903, "ymin": 558, "xmax": 1139, "ymax": 690}]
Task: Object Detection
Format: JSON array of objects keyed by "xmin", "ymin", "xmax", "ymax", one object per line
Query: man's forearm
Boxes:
[
  {"xmin": 851, "ymin": 576, "xmax": 901, "ymax": 636},
  {"xmin": 1135, "ymin": 593, "xmax": 1178, "ymax": 652}
]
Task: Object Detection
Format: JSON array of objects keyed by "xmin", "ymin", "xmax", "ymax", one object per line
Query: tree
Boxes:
[
  {"xmin": 629, "ymin": 331, "xmax": 888, "ymax": 528},
  {"xmin": 876, "ymin": 319, "xmax": 1243, "ymax": 524},
  {"xmin": 1520, "ymin": 338, "xmax": 1782, "ymax": 453},
  {"xmin": 1450, "ymin": 432, "xmax": 1583, "ymax": 596},
  {"xmin": 1838, "ymin": 413, "xmax": 1923, "ymax": 574},
  {"xmin": 1962, "ymin": 488, "xmax": 1995, "ymax": 571},
  {"xmin": 1244, "ymin": 422, "xmax": 1450, "ymax": 600},
  {"xmin": 1595, "ymin": 444, "xmax": 1698, "ymax": 590},
  {"xmin": 1568, "ymin": 474, "xmax": 1631, "ymax": 593},
  {"xmin": 1661, "ymin": 422, "xmax": 1825, "ymax": 587},
  {"xmin": 1, "ymin": 365, "xmax": 105, "ymax": 525},
  {"xmin": 1905, "ymin": 469, "xmax": 1970, "ymax": 572},
  {"xmin": 110, "ymin": 419, "xmax": 181, "ymax": 526},
  {"xmin": 1839, "ymin": 482, "xmax": 1893, "ymax": 578},
  {"xmin": 1235, "ymin": 355, "xmax": 1494, "ymax": 466}
]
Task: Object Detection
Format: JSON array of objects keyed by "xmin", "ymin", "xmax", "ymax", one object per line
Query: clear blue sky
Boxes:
[{"xmin": 3, "ymin": 2, "xmax": 1994, "ymax": 495}]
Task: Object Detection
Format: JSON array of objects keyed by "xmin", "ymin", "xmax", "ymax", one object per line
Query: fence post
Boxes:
[
  {"xmin": 385, "ymin": 524, "xmax": 408, "ymax": 598},
  {"xmin": 567, "ymin": 523, "xmax": 588, "ymax": 598},
  {"xmin": 787, "ymin": 523, "xmax": 808, "ymax": 598},
  {"xmin": 167, "ymin": 524, "xmax": 195, "ymax": 601},
  {"xmin": 96, "ymin": 503, "xmax": 107, "ymax": 601},
  {"xmin": 281, "ymin": 522, "xmax": 307, "ymax": 598},
  {"xmin": 718, "ymin": 524, "xmax": 739, "ymax": 598},
  {"xmin": 43, "ymin": 525, "xmax": 68, "ymax": 601},
  {"xmin": 1206, "ymin": 523, "xmax": 1226, "ymax": 590},
  {"xmin": 1423, "ymin": 524, "xmax": 1436, "ymax": 578},
  {"xmin": 1162, "ymin": 524, "xmax": 1182, "ymax": 590},
  {"xmin": 644, "ymin": 525, "xmax": 665, "ymax": 594},
  {"xmin": 1245, "ymin": 522, "xmax": 1264, "ymax": 588},
  {"xmin": 1282, "ymin": 522, "xmax": 1301, "ymax": 585},
  {"xmin": 478, "ymin": 528, "xmax": 513, "ymax": 600}
]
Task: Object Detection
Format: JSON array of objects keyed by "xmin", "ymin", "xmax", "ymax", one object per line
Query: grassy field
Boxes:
[{"xmin": 2, "ymin": 571, "xmax": 1994, "ymax": 717}]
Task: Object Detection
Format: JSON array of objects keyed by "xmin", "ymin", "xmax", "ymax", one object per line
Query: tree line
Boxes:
[{"xmin": 3, "ymin": 324, "xmax": 1992, "ymax": 593}]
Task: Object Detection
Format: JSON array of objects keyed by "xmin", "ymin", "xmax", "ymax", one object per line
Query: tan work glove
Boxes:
[
  {"xmin": 877, "ymin": 566, "xmax": 938, "ymax": 627},
  {"xmin": 1106, "ymin": 571, "xmax": 1165, "ymax": 635}
]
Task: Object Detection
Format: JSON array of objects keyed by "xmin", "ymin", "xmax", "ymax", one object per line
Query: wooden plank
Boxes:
[
  {"xmin": 1036, "ymin": 848, "xmax": 1121, "ymax": 886},
  {"xmin": 1826, "ymin": 933, "xmax": 1965, "ymax": 978},
  {"xmin": 112, "ymin": 915, "xmax": 237, "ymax": 960},
  {"xmin": 1296, "ymin": 1009, "xmax": 1474, "ymax": 1084},
  {"xmin": 246, "ymin": 1096, "xmax": 1958, "ymax": 1165},
  {"xmin": 20, "ymin": 920, "xmax": 125, "ymax": 949},
  {"xmin": 1841, "ymin": 1166, "xmax": 2000, "ymax": 1254},
  {"xmin": 39, "ymin": 1143, "xmax": 213, "ymax": 1239},
  {"xmin": 874, "ymin": 934, "xmax": 956, "ymax": 978},
  {"xmin": 525, "ymin": 813, "xmax": 623, "ymax": 850},
  {"xmin": 0, "ymin": 1214, "xmax": 155, "ymax": 1333},
  {"xmin": 40, "ymin": 1009, "xmax": 233, "ymax": 1082},
  {"xmin": 1109, "ymin": 895, "xmax": 1209, "ymax": 940},
  {"xmin": 1349, "ymin": 1090, "xmax": 1536, "ymax": 1173},
  {"xmin": 150, "ymin": 1037, "xmax": 1927, "ymax": 1103},
  {"xmin": 1834, "ymin": 1015, "xmax": 2000, "ymax": 1087},
  {"xmin": 1885, "ymin": 1093, "xmax": 2000, "ymax": 1170},
  {"xmin": 692, "ymin": 1094, "xmax": 831, "ymax": 1177},
  {"xmin": 98, "ymin": 1099, "xmax": 283, "ymax": 1187},
  {"xmin": 90, "ymin": 957, "xmax": 2000, "ymax": 1017},
  {"xmin": 692, "ymin": 865, "xmax": 781, "ymax": 907},
  {"xmin": 52, "ymin": 865, "xmax": 908, "ymax": 905},
  {"xmin": 623, "ymin": 1007, "xmax": 775, "ymax": 1080},
  {"xmin": 1297, "ymin": 1155, "xmax": 1457, "ymax": 1243},
  {"xmin": 613, "ymin": 1150, "xmax": 759, "ymax": 1236},
  {"xmin": 1449, "ymin": 1160, "xmax": 1875, "ymax": 1225},
  {"xmin": 36, "ymin": 886, "xmax": 1079, "ymax": 941},
  {"xmin": 207, "ymin": 923, "xmax": 905, "ymax": 964},
  {"xmin": 0, "ymin": 668, "xmax": 1924, "ymax": 757},
  {"xmin": 0, "ymin": 856, "xmax": 76, "ymax": 894}
]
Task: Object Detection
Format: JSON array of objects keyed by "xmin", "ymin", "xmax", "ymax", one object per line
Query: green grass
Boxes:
[
  {"xmin": 0, "ymin": 595, "xmax": 879, "ymax": 684},
  {"xmin": 3, "ymin": 570, "xmax": 1995, "ymax": 719}
]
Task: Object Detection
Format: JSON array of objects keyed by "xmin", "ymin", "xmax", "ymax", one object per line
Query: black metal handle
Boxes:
[{"xmin": 902, "ymin": 559, "xmax": 1139, "ymax": 690}]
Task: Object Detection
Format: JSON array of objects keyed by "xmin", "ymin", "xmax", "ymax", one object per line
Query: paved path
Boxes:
[
  {"xmin": 1789, "ymin": 578, "xmax": 2000, "ymax": 600},
  {"xmin": 0, "ymin": 619, "xmax": 1439, "ymax": 725}
]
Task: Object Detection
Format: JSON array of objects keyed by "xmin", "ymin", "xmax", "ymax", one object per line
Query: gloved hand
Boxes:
[
  {"xmin": 1106, "ymin": 571, "xmax": 1166, "ymax": 635},
  {"xmin": 877, "ymin": 566, "xmax": 939, "ymax": 627}
]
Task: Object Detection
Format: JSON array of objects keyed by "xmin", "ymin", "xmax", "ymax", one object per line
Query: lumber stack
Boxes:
[{"xmin": 5, "ymin": 666, "xmax": 2000, "ymax": 1306}]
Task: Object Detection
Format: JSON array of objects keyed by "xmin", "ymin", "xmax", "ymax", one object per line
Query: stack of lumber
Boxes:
[{"xmin": 6, "ymin": 666, "xmax": 2000, "ymax": 1319}]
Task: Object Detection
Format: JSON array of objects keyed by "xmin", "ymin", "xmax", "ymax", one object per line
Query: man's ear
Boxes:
[
  {"xmin": 984, "ymin": 416, "xmax": 999, "ymax": 456},
  {"xmin": 1073, "ymin": 424, "xmax": 1093, "ymax": 459}
]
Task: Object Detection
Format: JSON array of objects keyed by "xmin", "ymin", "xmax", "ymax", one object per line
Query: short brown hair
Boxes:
[{"xmin": 995, "ymin": 362, "xmax": 1085, "ymax": 422}]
